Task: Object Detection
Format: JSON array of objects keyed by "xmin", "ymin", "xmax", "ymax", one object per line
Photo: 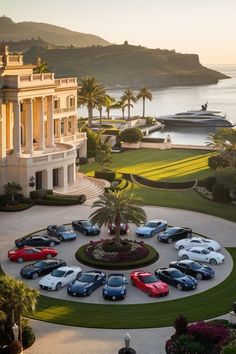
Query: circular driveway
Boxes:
[{"xmin": 0, "ymin": 204, "xmax": 236, "ymax": 354}]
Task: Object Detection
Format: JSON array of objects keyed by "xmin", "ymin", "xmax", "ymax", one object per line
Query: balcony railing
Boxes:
[
  {"xmin": 3, "ymin": 73, "xmax": 55, "ymax": 89},
  {"xmin": 53, "ymin": 107, "xmax": 76, "ymax": 114},
  {"xmin": 55, "ymin": 77, "xmax": 77, "ymax": 87}
]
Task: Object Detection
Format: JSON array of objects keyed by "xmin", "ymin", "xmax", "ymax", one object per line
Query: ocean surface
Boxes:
[{"xmin": 79, "ymin": 64, "xmax": 236, "ymax": 145}]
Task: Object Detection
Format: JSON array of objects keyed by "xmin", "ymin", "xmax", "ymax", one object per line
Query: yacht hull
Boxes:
[{"xmin": 156, "ymin": 117, "xmax": 233, "ymax": 127}]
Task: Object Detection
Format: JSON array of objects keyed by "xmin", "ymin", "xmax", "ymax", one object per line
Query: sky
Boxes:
[{"xmin": 1, "ymin": 0, "xmax": 236, "ymax": 64}]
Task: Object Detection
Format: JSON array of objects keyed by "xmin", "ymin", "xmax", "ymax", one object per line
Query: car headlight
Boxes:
[{"xmin": 121, "ymin": 289, "xmax": 125, "ymax": 295}]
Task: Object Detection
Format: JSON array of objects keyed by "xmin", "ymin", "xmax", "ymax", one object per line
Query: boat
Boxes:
[{"xmin": 156, "ymin": 103, "xmax": 233, "ymax": 127}]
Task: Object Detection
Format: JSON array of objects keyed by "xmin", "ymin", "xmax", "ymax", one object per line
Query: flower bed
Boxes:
[{"xmin": 76, "ymin": 240, "xmax": 158, "ymax": 270}]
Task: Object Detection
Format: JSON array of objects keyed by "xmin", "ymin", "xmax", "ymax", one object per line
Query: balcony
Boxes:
[
  {"xmin": 55, "ymin": 132, "xmax": 86, "ymax": 144},
  {"xmin": 55, "ymin": 77, "xmax": 77, "ymax": 88},
  {"xmin": 3, "ymin": 73, "xmax": 55, "ymax": 89}
]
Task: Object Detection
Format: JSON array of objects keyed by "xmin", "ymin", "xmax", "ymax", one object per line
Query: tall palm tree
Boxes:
[
  {"xmin": 78, "ymin": 77, "xmax": 106, "ymax": 128},
  {"xmin": 3, "ymin": 182, "xmax": 22, "ymax": 201},
  {"xmin": 33, "ymin": 56, "xmax": 49, "ymax": 73},
  {"xmin": 104, "ymin": 96, "xmax": 116, "ymax": 119},
  {"xmin": 90, "ymin": 190, "xmax": 147, "ymax": 248},
  {"xmin": 0, "ymin": 276, "xmax": 39, "ymax": 341},
  {"xmin": 136, "ymin": 87, "xmax": 152, "ymax": 118},
  {"xmin": 120, "ymin": 89, "xmax": 136, "ymax": 121}
]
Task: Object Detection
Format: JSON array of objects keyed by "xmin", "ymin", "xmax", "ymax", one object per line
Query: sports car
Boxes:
[
  {"xmin": 15, "ymin": 235, "xmax": 60, "ymax": 248},
  {"xmin": 135, "ymin": 219, "xmax": 167, "ymax": 238},
  {"xmin": 175, "ymin": 237, "xmax": 221, "ymax": 251},
  {"xmin": 103, "ymin": 273, "xmax": 128, "ymax": 300},
  {"xmin": 8, "ymin": 246, "xmax": 58, "ymax": 263},
  {"xmin": 155, "ymin": 267, "xmax": 197, "ymax": 291},
  {"xmin": 130, "ymin": 271, "xmax": 169, "ymax": 297},
  {"xmin": 39, "ymin": 266, "xmax": 82, "ymax": 290},
  {"xmin": 47, "ymin": 225, "xmax": 77, "ymax": 241},
  {"xmin": 67, "ymin": 270, "xmax": 106, "ymax": 296},
  {"xmin": 20, "ymin": 259, "xmax": 67, "ymax": 279},
  {"xmin": 178, "ymin": 247, "xmax": 225, "ymax": 265},
  {"xmin": 72, "ymin": 219, "xmax": 100, "ymax": 236},
  {"xmin": 169, "ymin": 260, "xmax": 215, "ymax": 280},
  {"xmin": 108, "ymin": 223, "xmax": 129, "ymax": 235},
  {"xmin": 158, "ymin": 226, "xmax": 192, "ymax": 244}
]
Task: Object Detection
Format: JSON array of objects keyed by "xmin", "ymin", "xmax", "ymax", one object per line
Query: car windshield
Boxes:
[
  {"xmin": 201, "ymin": 239, "xmax": 210, "ymax": 243},
  {"xmin": 167, "ymin": 228, "xmax": 181, "ymax": 234},
  {"xmin": 57, "ymin": 226, "xmax": 70, "ymax": 232},
  {"xmin": 108, "ymin": 277, "xmax": 124, "ymax": 287},
  {"xmin": 170, "ymin": 270, "xmax": 183, "ymax": 278},
  {"xmin": 190, "ymin": 262, "xmax": 201, "ymax": 270},
  {"xmin": 82, "ymin": 221, "xmax": 92, "ymax": 227},
  {"xmin": 51, "ymin": 269, "xmax": 66, "ymax": 277},
  {"xmin": 32, "ymin": 248, "xmax": 41, "ymax": 253},
  {"xmin": 34, "ymin": 261, "xmax": 47, "ymax": 268},
  {"xmin": 145, "ymin": 222, "xmax": 158, "ymax": 228},
  {"xmin": 202, "ymin": 249, "xmax": 210, "ymax": 254},
  {"xmin": 78, "ymin": 273, "xmax": 95, "ymax": 283},
  {"xmin": 143, "ymin": 275, "xmax": 158, "ymax": 283}
]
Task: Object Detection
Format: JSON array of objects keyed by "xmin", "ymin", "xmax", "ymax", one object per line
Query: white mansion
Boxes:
[{"xmin": 0, "ymin": 45, "xmax": 87, "ymax": 196}]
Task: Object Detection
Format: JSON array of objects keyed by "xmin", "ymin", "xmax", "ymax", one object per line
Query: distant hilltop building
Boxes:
[{"xmin": 0, "ymin": 44, "xmax": 87, "ymax": 196}]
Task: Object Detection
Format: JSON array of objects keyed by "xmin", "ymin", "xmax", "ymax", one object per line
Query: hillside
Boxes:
[
  {"xmin": 23, "ymin": 43, "xmax": 229, "ymax": 89},
  {"xmin": 0, "ymin": 16, "xmax": 110, "ymax": 47}
]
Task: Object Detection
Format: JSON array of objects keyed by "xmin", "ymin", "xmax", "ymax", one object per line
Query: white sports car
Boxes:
[
  {"xmin": 178, "ymin": 247, "xmax": 225, "ymax": 265},
  {"xmin": 39, "ymin": 266, "xmax": 82, "ymax": 290},
  {"xmin": 175, "ymin": 237, "xmax": 221, "ymax": 252}
]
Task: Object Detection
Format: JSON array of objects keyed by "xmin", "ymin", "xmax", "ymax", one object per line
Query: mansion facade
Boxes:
[{"xmin": 0, "ymin": 45, "xmax": 87, "ymax": 196}]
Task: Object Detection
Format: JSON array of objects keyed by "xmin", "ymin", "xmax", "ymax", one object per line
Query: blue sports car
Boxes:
[
  {"xmin": 136, "ymin": 219, "xmax": 167, "ymax": 238},
  {"xmin": 103, "ymin": 273, "xmax": 128, "ymax": 300},
  {"xmin": 72, "ymin": 219, "xmax": 100, "ymax": 236},
  {"xmin": 47, "ymin": 225, "xmax": 77, "ymax": 241},
  {"xmin": 155, "ymin": 267, "xmax": 197, "ymax": 291},
  {"xmin": 67, "ymin": 270, "xmax": 106, "ymax": 296}
]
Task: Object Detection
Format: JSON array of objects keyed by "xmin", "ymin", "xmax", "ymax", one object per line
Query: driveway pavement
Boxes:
[{"xmin": 0, "ymin": 204, "xmax": 235, "ymax": 354}]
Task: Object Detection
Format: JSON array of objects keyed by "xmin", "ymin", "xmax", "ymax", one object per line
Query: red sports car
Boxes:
[
  {"xmin": 8, "ymin": 246, "xmax": 58, "ymax": 263},
  {"xmin": 130, "ymin": 271, "xmax": 169, "ymax": 297}
]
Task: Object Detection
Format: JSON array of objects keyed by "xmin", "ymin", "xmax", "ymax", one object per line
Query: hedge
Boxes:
[
  {"xmin": 94, "ymin": 169, "xmax": 116, "ymax": 182},
  {"xmin": 33, "ymin": 194, "xmax": 86, "ymax": 206},
  {"xmin": 141, "ymin": 137, "xmax": 165, "ymax": 143},
  {"xmin": 75, "ymin": 243, "xmax": 159, "ymax": 270}
]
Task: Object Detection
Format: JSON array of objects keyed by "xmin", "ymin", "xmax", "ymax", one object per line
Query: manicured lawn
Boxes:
[
  {"xmin": 80, "ymin": 149, "xmax": 215, "ymax": 182},
  {"xmin": 27, "ymin": 248, "xmax": 235, "ymax": 328}
]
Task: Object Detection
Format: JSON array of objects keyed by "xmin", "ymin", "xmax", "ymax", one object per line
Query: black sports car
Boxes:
[
  {"xmin": 47, "ymin": 225, "xmax": 77, "ymax": 241},
  {"xmin": 15, "ymin": 235, "xmax": 60, "ymax": 248},
  {"xmin": 157, "ymin": 227, "xmax": 192, "ymax": 244},
  {"xmin": 155, "ymin": 267, "xmax": 197, "ymax": 291},
  {"xmin": 20, "ymin": 259, "xmax": 66, "ymax": 279},
  {"xmin": 67, "ymin": 270, "xmax": 106, "ymax": 296},
  {"xmin": 169, "ymin": 260, "xmax": 215, "ymax": 280},
  {"xmin": 72, "ymin": 219, "xmax": 100, "ymax": 236}
]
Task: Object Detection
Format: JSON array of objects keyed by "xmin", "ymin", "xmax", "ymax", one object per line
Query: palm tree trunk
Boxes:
[
  {"xmin": 107, "ymin": 108, "xmax": 110, "ymax": 119},
  {"xmin": 142, "ymin": 97, "xmax": 145, "ymax": 118},
  {"xmin": 122, "ymin": 108, "xmax": 125, "ymax": 119},
  {"xmin": 12, "ymin": 191, "xmax": 14, "ymax": 202},
  {"xmin": 128, "ymin": 99, "xmax": 130, "ymax": 120},
  {"xmin": 87, "ymin": 105, "xmax": 93, "ymax": 128},
  {"xmin": 99, "ymin": 108, "xmax": 102, "ymax": 127},
  {"xmin": 114, "ymin": 214, "xmax": 121, "ymax": 248}
]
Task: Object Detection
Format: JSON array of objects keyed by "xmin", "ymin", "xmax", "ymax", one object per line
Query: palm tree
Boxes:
[
  {"xmin": 90, "ymin": 190, "xmax": 147, "ymax": 248},
  {"xmin": 0, "ymin": 276, "xmax": 39, "ymax": 341},
  {"xmin": 78, "ymin": 77, "xmax": 106, "ymax": 128},
  {"xmin": 104, "ymin": 96, "xmax": 116, "ymax": 119},
  {"xmin": 207, "ymin": 128, "xmax": 236, "ymax": 166},
  {"xmin": 33, "ymin": 56, "xmax": 49, "ymax": 73},
  {"xmin": 136, "ymin": 87, "xmax": 152, "ymax": 118},
  {"xmin": 120, "ymin": 89, "xmax": 136, "ymax": 121},
  {"xmin": 3, "ymin": 182, "xmax": 22, "ymax": 202}
]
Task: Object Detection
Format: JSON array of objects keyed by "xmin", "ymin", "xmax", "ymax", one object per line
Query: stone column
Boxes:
[
  {"xmin": 72, "ymin": 115, "xmax": 77, "ymax": 134},
  {"xmin": 64, "ymin": 117, "xmax": 68, "ymax": 136},
  {"xmin": 13, "ymin": 101, "xmax": 21, "ymax": 155},
  {"xmin": 38, "ymin": 97, "xmax": 45, "ymax": 150},
  {"xmin": 57, "ymin": 119, "xmax": 61, "ymax": 139},
  {"xmin": 46, "ymin": 96, "xmax": 54, "ymax": 147},
  {"xmin": 25, "ymin": 98, "xmax": 34, "ymax": 154}
]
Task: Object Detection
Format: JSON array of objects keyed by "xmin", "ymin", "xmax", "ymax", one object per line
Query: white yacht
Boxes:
[{"xmin": 156, "ymin": 104, "xmax": 232, "ymax": 127}]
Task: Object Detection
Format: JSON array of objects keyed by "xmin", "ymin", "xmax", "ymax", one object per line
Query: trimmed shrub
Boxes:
[
  {"xmin": 102, "ymin": 239, "xmax": 132, "ymax": 253},
  {"xmin": 94, "ymin": 169, "xmax": 116, "ymax": 182},
  {"xmin": 212, "ymin": 183, "xmax": 231, "ymax": 203},
  {"xmin": 141, "ymin": 137, "xmax": 165, "ymax": 143},
  {"xmin": 78, "ymin": 194, "xmax": 86, "ymax": 204},
  {"xmin": 22, "ymin": 326, "xmax": 35, "ymax": 349},
  {"xmin": 30, "ymin": 189, "xmax": 53, "ymax": 199},
  {"xmin": 120, "ymin": 128, "xmax": 143, "ymax": 143}
]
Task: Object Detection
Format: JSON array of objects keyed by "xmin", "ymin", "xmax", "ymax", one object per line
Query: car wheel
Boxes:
[
  {"xmin": 32, "ymin": 272, "xmax": 39, "ymax": 280},
  {"xmin": 179, "ymin": 245, "xmax": 184, "ymax": 250},
  {"xmin": 150, "ymin": 230, "xmax": 155, "ymax": 237},
  {"xmin": 210, "ymin": 258, "xmax": 217, "ymax": 265},
  {"xmin": 49, "ymin": 241, "xmax": 55, "ymax": 247},
  {"xmin": 196, "ymin": 273, "xmax": 203, "ymax": 280},
  {"xmin": 182, "ymin": 254, "xmax": 189, "ymax": 260},
  {"xmin": 46, "ymin": 254, "xmax": 52, "ymax": 259},
  {"xmin": 147, "ymin": 290, "xmax": 152, "ymax": 297},
  {"xmin": 17, "ymin": 257, "xmax": 24, "ymax": 263},
  {"xmin": 131, "ymin": 279, "xmax": 135, "ymax": 286},
  {"xmin": 56, "ymin": 282, "xmax": 62, "ymax": 290},
  {"xmin": 167, "ymin": 238, "xmax": 173, "ymax": 244},
  {"xmin": 87, "ymin": 288, "xmax": 92, "ymax": 296},
  {"xmin": 208, "ymin": 247, "xmax": 214, "ymax": 252},
  {"xmin": 177, "ymin": 283, "xmax": 183, "ymax": 291}
]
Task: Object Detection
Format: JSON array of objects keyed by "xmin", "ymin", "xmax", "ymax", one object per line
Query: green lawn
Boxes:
[
  {"xmin": 27, "ymin": 248, "xmax": 235, "ymax": 329},
  {"xmin": 81, "ymin": 149, "xmax": 215, "ymax": 182}
]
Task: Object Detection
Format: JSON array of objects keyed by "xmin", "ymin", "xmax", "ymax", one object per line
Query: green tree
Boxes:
[
  {"xmin": 136, "ymin": 87, "xmax": 152, "ymax": 118},
  {"xmin": 120, "ymin": 127, "xmax": 143, "ymax": 143},
  {"xmin": 207, "ymin": 128, "xmax": 236, "ymax": 166},
  {"xmin": 33, "ymin": 57, "xmax": 49, "ymax": 73},
  {"xmin": 120, "ymin": 89, "xmax": 136, "ymax": 121},
  {"xmin": 95, "ymin": 140, "xmax": 112, "ymax": 169},
  {"xmin": 104, "ymin": 96, "xmax": 116, "ymax": 119},
  {"xmin": 82, "ymin": 128, "xmax": 100, "ymax": 158},
  {"xmin": 0, "ymin": 276, "xmax": 39, "ymax": 341},
  {"xmin": 3, "ymin": 182, "xmax": 22, "ymax": 202},
  {"xmin": 78, "ymin": 77, "xmax": 106, "ymax": 128},
  {"xmin": 90, "ymin": 190, "xmax": 146, "ymax": 248}
]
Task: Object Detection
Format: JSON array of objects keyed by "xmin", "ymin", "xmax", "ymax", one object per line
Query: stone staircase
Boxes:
[{"xmin": 54, "ymin": 172, "xmax": 110, "ymax": 202}]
